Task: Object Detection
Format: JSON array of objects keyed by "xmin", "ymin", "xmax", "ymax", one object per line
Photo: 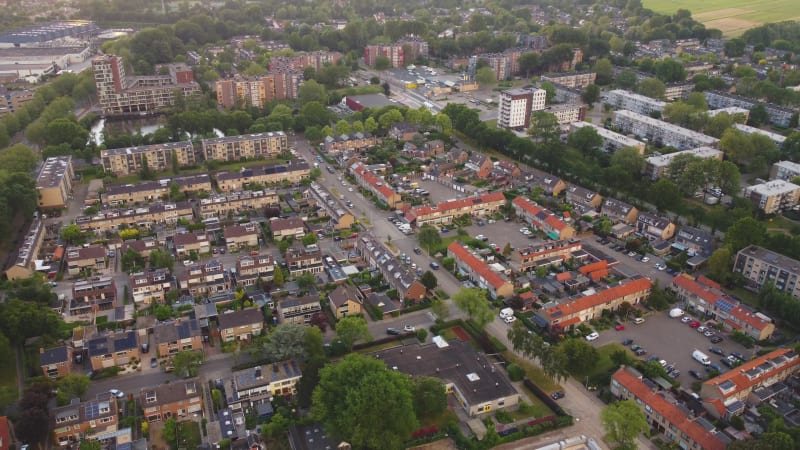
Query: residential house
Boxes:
[
  {"xmin": 537, "ymin": 278, "xmax": 652, "ymax": 332},
  {"xmin": 523, "ymin": 168, "xmax": 566, "ymax": 196},
  {"xmin": 178, "ymin": 259, "xmax": 231, "ymax": 296},
  {"xmin": 269, "ymin": 217, "xmax": 305, "ymax": 240},
  {"xmin": 226, "ymin": 361, "xmax": 302, "ymax": 412},
  {"xmin": 129, "ymin": 269, "xmax": 174, "ymax": 304},
  {"xmin": 674, "ymin": 226, "xmax": 716, "ymax": 257},
  {"xmin": 52, "ymin": 398, "xmax": 119, "ymax": 447},
  {"xmin": 495, "ymin": 160, "xmax": 521, "ymax": 179},
  {"xmin": 610, "ymin": 367, "xmax": 727, "ymax": 450},
  {"xmin": 0, "ymin": 416, "xmax": 13, "ymax": 450},
  {"xmin": 102, "ymin": 174, "xmax": 212, "ymax": 206},
  {"xmin": 278, "ymin": 295, "xmax": 322, "ymax": 325},
  {"xmin": 328, "ymin": 284, "xmax": 362, "ymax": 319},
  {"xmin": 235, "ymin": 254, "xmax": 275, "ymax": 287},
  {"xmin": 513, "ymin": 239, "xmax": 583, "ymax": 272},
  {"xmin": 75, "ymin": 202, "xmax": 194, "ymax": 233},
  {"xmin": 140, "ymin": 379, "xmax": 203, "ymax": 422},
  {"xmin": 120, "ymin": 237, "xmax": 161, "ymax": 259},
  {"xmin": 40, "ymin": 346, "xmax": 71, "ymax": 379},
  {"xmin": 601, "ymin": 198, "xmax": 639, "ymax": 224},
  {"xmin": 87, "ymin": 330, "xmax": 139, "ymax": 370},
  {"xmin": 701, "ymin": 348, "xmax": 800, "ymax": 418},
  {"xmin": 565, "ymin": 185, "xmax": 602, "ymax": 211},
  {"xmin": 446, "ymin": 148, "xmax": 469, "ymax": 164},
  {"xmin": 365, "ymin": 292, "xmax": 401, "ymax": 318},
  {"xmin": 153, "ymin": 319, "xmax": 203, "ymax": 356},
  {"xmin": 307, "ymin": 182, "xmax": 356, "ymax": 230},
  {"xmin": 70, "ymin": 276, "xmax": 117, "ymax": 316},
  {"xmin": 223, "ymin": 222, "xmax": 261, "ymax": 250},
  {"xmin": 374, "ymin": 340, "xmax": 520, "ymax": 417},
  {"xmin": 349, "ymin": 162, "xmax": 402, "ymax": 208},
  {"xmin": 198, "ymin": 190, "xmax": 279, "ymax": 219},
  {"xmin": 405, "ymin": 192, "xmax": 506, "ymax": 226},
  {"xmin": 66, "ymin": 246, "xmax": 106, "ymax": 275},
  {"xmin": 323, "ymin": 132, "xmax": 381, "ymax": 154},
  {"xmin": 734, "ymin": 245, "xmax": 800, "ymax": 299},
  {"xmin": 636, "ymin": 212, "xmax": 676, "ymax": 241},
  {"xmin": 449, "ymin": 243, "xmax": 514, "ymax": 299},
  {"xmin": 356, "ymin": 234, "xmax": 427, "ymax": 303},
  {"xmin": 465, "ymin": 153, "xmax": 493, "ymax": 174},
  {"xmin": 285, "ymin": 245, "xmax": 324, "ymax": 277},
  {"xmin": 512, "ymin": 196, "xmax": 576, "ymax": 240},
  {"xmin": 388, "ymin": 122, "xmax": 420, "ymax": 141},
  {"xmin": 218, "ymin": 308, "xmax": 264, "ymax": 342},
  {"xmin": 172, "ymin": 232, "xmax": 210, "ymax": 257},
  {"xmin": 214, "ymin": 161, "xmax": 310, "ymax": 192},
  {"xmin": 5, "ymin": 217, "xmax": 45, "ymax": 280}
]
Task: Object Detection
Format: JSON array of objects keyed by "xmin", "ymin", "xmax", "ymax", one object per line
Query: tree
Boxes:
[
  {"xmin": 80, "ymin": 440, "xmax": 102, "ymax": 450},
  {"xmin": 476, "ymin": 66, "xmax": 496, "ymax": 85},
  {"xmin": 273, "ymin": 267, "xmax": 285, "ymax": 286},
  {"xmin": 430, "ymin": 298, "xmax": 450, "ymax": 321},
  {"xmin": 559, "ymin": 339, "xmax": 600, "ymax": 374},
  {"xmin": 615, "ymin": 70, "xmax": 638, "ymax": 90},
  {"xmin": 312, "ymin": 354, "xmax": 418, "ymax": 449},
  {"xmin": 335, "ymin": 316, "xmax": 371, "ymax": 351},
  {"xmin": 121, "ymin": 248, "xmax": 146, "ymax": 273},
  {"xmin": 334, "ymin": 119, "xmax": 351, "ymax": 136},
  {"xmin": 654, "ymin": 58, "xmax": 687, "ymax": 83},
  {"xmin": 149, "ymin": 249, "xmax": 175, "ymax": 272},
  {"xmin": 434, "ymin": 113, "xmax": 452, "ymax": 137},
  {"xmin": 296, "ymin": 273, "xmax": 316, "ymax": 292},
  {"xmin": 568, "ymin": 126, "xmax": 603, "ymax": 156},
  {"xmin": 728, "ymin": 432, "xmax": 794, "ymax": 450},
  {"xmin": 649, "ymin": 179, "xmax": 681, "ymax": 212},
  {"xmin": 724, "ymin": 38, "xmax": 746, "ymax": 57},
  {"xmin": 707, "ymin": 247, "xmax": 733, "ymax": 283},
  {"xmin": 582, "ymin": 84, "xmax": 601, "ymax": 106},
  {"xmin": 720, "ymin": 128, "xmax": 756, "ymax": 165},
  {"xmin": 417, "ymin": 225, "xmax": 442, "ymax": 254},
  {"xmin": 412, "ymin": 377, "xmax": 446, "ymax": 419},
  {"xmin": 56, "ymin": 374, "xmax": 90, "ymax": 406},
  {"xmin": 14, "ymin": 383, "xmax": 52, "ymax": 446},
  {"xmin": 452, "ymin": 288, "xmax": 494, "ymax": 329},
  {"xmin": 373, "ymin": 55, "xmax": 391, "ymax": 70},
  {"xmin": 528, "ymin": 111, "xmax": 560, "ymax": 145},
  {"xmin": 594, "ymin": 58, "xmax": 614, "ymax": 85},
  {"xmin": 302, "ymin": 233, "xmax": 318, "ymax": 246},
  {"xmin": 0, "ymin": 144, "xmax": 38, "ymax": 173},
  {"xmin": 725, "ymin": 217, "xmax": 766, "ymax": 253},
  {"xmin": 298, "ymin": 80, "xmax": 328, "ymax": 105},
  {"xmin": 601, "ymin": 400, "xmax": 649, "ymax": 450},
  {"xmin": 421, "ymin": 271, "xmax": 438, "ymax": 290},
  {"xmin": 61, "ymin": 223, "xmax": 84, "ymax": 244},
  {"xmin": 748, "ymin": 104, "xmax": 769, "ymax": 127},
  {"xmin": 264, "ymin": 323, "xmax": 308, "ymax": 362},
  {"xmin": 0, "ymin": 299, "xmax": 61, "ymax": 345},
  {"xmin": 539, "ymin": 81, "xmax": 556, "ymax": 103},
  {"xmin": 172, "ymin": 350, "xmax": 203, "ymax": 378},
  {"xmin": 364, "ymin": 116, "xmax": 378, "ymax": 134},
  {"xmin": 379, "ymin": 109, "xmax": 404, "ymax": 129},
  {"xmin": 637, "ymin": 78, "xmax": 666, "ymax": 99}
]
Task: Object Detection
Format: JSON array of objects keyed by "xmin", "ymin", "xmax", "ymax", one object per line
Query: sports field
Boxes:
[{"xmin": 644, "ymin": 0, "xmax": 800, "ymax": 36}]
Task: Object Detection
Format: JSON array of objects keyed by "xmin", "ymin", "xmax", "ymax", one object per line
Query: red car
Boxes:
[
  {"xmin": 615, "ymin": 324, "xmax": 625, "ymax": 331},
  {"xmin": 689, "ymin": 321, "xmax": 701, "ymax": 328}
]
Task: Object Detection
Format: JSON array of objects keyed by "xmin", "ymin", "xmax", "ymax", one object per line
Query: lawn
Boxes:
[
  {"xmin": 511, "ymin": 396, "xmax": 553, "ymax": 420},
  {"xmin": 643, "ymin": 0, "xmax": 800, "ymax": 36},
  {"xmin": 502, "ymin": 351, "xmax": 561, "ymax": 393},
  {"xmin": 579, "ymin": 343, "xmax": 628, "ymax": 384}
]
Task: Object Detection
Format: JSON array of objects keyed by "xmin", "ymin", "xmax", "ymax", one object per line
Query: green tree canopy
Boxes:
[
  {"xmin": 56, "ymin": 374, "xmax": 90, "ymax": 406},
  {"xmin": 0, "ymin": 144, "xmax": 38, "ymax": 173},
  {"xmin": 601, "ymin": 399, "xmax": 649, "ymax": 449},
  {"xmin": 172, "ymin": 350, "xmax": 204, "ymax": 378},
  {"xmin": 412, "ymin": 377, "xmax": 447, "ymax": 419},
  {"xmin": 452, "ymin": 288, "xmax": 494, "ymax": 329},
  {"xmin": 334, "ymin": 316, "xmax": 372, "ymax": 351},
  {"xmin": 417, "ymin": 224, "xmax": 442, "ymax": 254}
]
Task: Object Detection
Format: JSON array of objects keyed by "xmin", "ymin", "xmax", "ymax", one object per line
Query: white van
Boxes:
[
  {"xmin": 499, "ymin": 308, "xmax": 514, "ymax": 319},
  {"xmin": 692, "ymin": 349, "xmax": 710, "ymax": 366},
  {"xmin": 633, "ymin": 317, "xmax": 645, "ymax": 324}
]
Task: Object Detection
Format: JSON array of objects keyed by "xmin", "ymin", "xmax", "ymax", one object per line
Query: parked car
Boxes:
[
  {"xmin": 413, "ymin": 247, "xmax": 422, "ymax": 254},
  {"xmin": 710, "ymin": 336, "xmax": 724, "ymax": 344},
  {"xmin": 150, "ymin": 358, "xmax": 158, "ymax": 368},
  {"xmin": 630, "ymin": 344, "xmax": 641, "ymax": 351},
  {"xmin": 689, "ymin": 321, "xmax": 701, "ymax": 328},
  {"xmin": 403, "ymin": 325, "xmax": 416, "ymax": 332},
  {"xmin": 429, "ymin": 262, "xmax": 440, "ymax": 270},
  {"xmin": 551, "ymin": 391, "xmax": 565, "ymax": 400},
  {"xmin": 109, "ymin": 389, "xmax": 125, "ymax": 399},
  {"xmin": 703, "ymin": 330, "xmax": 715, "ymax": 337},
  {"xmin": 688, "ymin": 370, "xmax": 703, "ymax": 380},
  {"xmin": 708, "ymin": 346, "xmax": 725, "ymax": 356},
  {"xmin": 622, "ymin": 339, "xmax": 634, "ymax": 346},
  {"xmin": 615, "ymin": 324, "xmax": 625, "ymax": 331},
  {"xmin": 634, "ymin": 348, "xmax": 647, "ymax": 356},
  {"xmin": 667, "ymin": 370, "xmax": 680, "ymax": 379},
  {"xmin": 640, "ymin": 256, "xmax": 650, "ymax": 263},
  {"xmin": 386, "ymin": 328, "xmax": 402, "ymax": 335},
  {"xmin": 730, "ymin": 352, "xmax": 746, "ymax": 362},
  {"xmin": 681, "ymin": 316, "xmax": 692, "ymax": 323},
  {"xmin": 504, "ymin": 316, "xmax": 517, "ymax": 324},
  {"xmin": 720, "ymin": 357, "xmax": 734, "ymax": 368},
  {"xmin": 697, "ymin": 326, "xmax": 708, "ymax": 333},
  {"xmin": 440, "ymin": 227, "xmax": 449, "ymax": 233},
  {"xmin": 584, "ymin": 332, "xmax": 599, "ymax": 341}
]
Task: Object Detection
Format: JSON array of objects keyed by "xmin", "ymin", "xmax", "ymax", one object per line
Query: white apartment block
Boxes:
[
  {"xmin": 644, "ymin": 147, "xmax": 724, "ymax": 180},
  {"xmin": 569, "ymin": 121, "xmax": 646, "ymax": 154},
  {"xmin": 743, "ymin": 180, "xmax": 800, "ymax": 214},
  {"xmin": 498, "ymin": 88, "xmax": 545, "ymax": 130},
  {"xmin": 733, "ymin": 123, "xmax": 786, "ymax": 146},
  {"xmin": 606, "ymin": 89, "xmax": 665, "ymax": 116},
  {"xmin": 770, "ymin": 161, "xmax": 800, "ymax": 181},
  {"xmin": 707, "ymin": 107, "xmax": 750, "ymax": 122},
  {"xmin": 613, "ymin": 110, "xmax": 719, "ymax": 150},
  {"xmin": 546, "ymin": 103, "xmax": 585, "ymax": 125}
]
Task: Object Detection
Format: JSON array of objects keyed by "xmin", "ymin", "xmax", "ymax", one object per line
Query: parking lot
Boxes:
[
  {"xmin": 462, "ymin": 219, "xmax": 539, "ymax": 252},
  {"xmin": 591, "ymin": 311, "xmax": 755, "ymax": 387}
]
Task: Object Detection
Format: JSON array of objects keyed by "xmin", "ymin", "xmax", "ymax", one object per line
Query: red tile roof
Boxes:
[
  {"xmin": 726, "ymin": 304, "xmax": 773, "ymax": 332},
  {"xmin": 613, "ymin": 368, "xmax": 726, "ymax": 450},
  {"xmin": 408, "ymin": 192, "xmax": 505, "ymax": 221},
  {"xmin": 545, "ymin": 278, "xmax": 652, "ymax": 321},
  {"xmin": 673, "ymin": 275, "xmax": 773, "ymax": 333},
  {"xmin": 702, "ymin": 348, "xmax": 800, "ymax": 400},
  {"xmin": 353, "ymin": 163, "xmax": 399, "ymax": 204},
  {"xmin": 556, "ymin": 272, "xmax": 572, "ymax": 282},
  {"xmin": 579, "ymin": 260, "xmax": 608, "ymax": 275},
  {"xmin": 448, "ymin": 242, "xmax": 510, "ymax": 290},
  {"xmin": 671, "ymin": 274, "xmax": 726, "ymax": 305},
  {"xmin": 512, "ymin": 197, "xmax": 570, "ymax": 232}
]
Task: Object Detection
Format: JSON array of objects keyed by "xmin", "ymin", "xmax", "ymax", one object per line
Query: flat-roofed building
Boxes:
[
  {"xmin": 545, "ymin": 103, "xmax": 586, "ymax": 125},
  {"xmin": 614, "ymin": 110, "xmax": 719, "ymax": 150},
  {"xmin": 743, "ymin": 179, "xmax": 800, "ymax": 214},
  {"xmin": 71, "ymin": 276, "xmax": 117, "ymax": 316},
  {"xmin": 704, "ymin": 90, "xmax": 793, "ymax": 127},
  {"xmin": 663, "ymin": 82, "xmax": 694, "ymax": 101},
  {"xmin": 101, "ymin": 141, "xmax": 196, "ymax": 176},
  {"xmin": 541, "ymin": 71, "xmax": 596, "ymax": 89},
  {"xmin": 198, "ymin": 190, "xmax": 279, "ymax": 219},
  {"xmin": 0, "ymin": 87, "xmax": 33, "ymax": 115},
  {"xmin": 734, "ymin": 245, "xmax": 800, "ymax": 299},
  {"xmin": 278, "ymin": 295, "xmax": 322, "ymax": 325},
  {"xmin": 605, "ymin": 89, "xmax": 665, "ymax": 115},
  {"xmin": 707, "ymin": 106, "xmax": 749, "ymax": 122},
  {"xmin": 140, "ymin": 379, "xmax": 203, "ymax": 422},
  {"xmin": 75, "ymin": 202, "xmax": 194, "ymax": 233},
  {"xmin": 770, "ymin": 160, "xmax": 800, "ymax": 181},
  {"xmin": 733, "ymin": 123, "xmax": 786, "ymax": 146},
  {"xmin": 285, "ymin": 245, "xmax": 323, "ymax": 277},
  {"xmin": 644, "ymin": 147, "xmax": 724, "ymax": 180},
  {"xmin": 215, "ymin": 72, "xmax": 302, "ymax": 109},
  {"xmin": 202, "ymin": 132, "xmax": 288, "ymax": 162},
  {"xmin": 497, "ymin": 87, "xmax": 546, "ymax": 130},
  {"xmin": 5, "ymin": 217, "xmax": 45, "ymax": 280},
  {"xmin": 36, "ymin": 156, "xmax": 73, "ymax": 209},
  {"xmin": 569, "ymin": 121, "xmax": 645, "ymax": 154},
  {"xmin": 215, "ymin": 160, "xmax": 310, "ymax": 191}
]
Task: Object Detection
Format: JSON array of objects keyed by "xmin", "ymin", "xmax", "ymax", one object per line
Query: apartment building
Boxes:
[
  {"xmin": 129, "ymin": 269, "xmax": 174, "ymax": 305},
  {"xmin": 278, "ymin": 295, "xmax": 322, "ymax": 325},
  {"xmin": 663, "ymin": 82, "xmax": 695, "ymax": 101},
  {"xmin": 179, "ymin": 260, "xmax": 231, "ymax": 296},
  {"xmin": 218, "ymin": 308, "xmax": 264, "ymax": 342},
  {"xmin": 214, "ymin": 160, "xmax": 310, "ymax": 191},
  {"xmin": 644, "ymin": 147, "xmax": 724, "ymax": 180},
  {"xmin": 512, "ymin": 196, "xmax": 576, "ymax": 240},
  {"xmin": 93, "ymin": 55, "xmax": 200, "ymax": 115},
  {"xmin": 770, "ymin": 160, "xmax": 800, "ymax": 182},
  {"xmin": 349, "ymin": 162, "xmax": 402, "ymax": 208},
  {"xmin": 201, "ymin": 132, "xmax": 288, "ymax": 162},
  {"xmin": 704, "ymin": 90, "xmax": 794, "ymax": 127},
  {"xmin": 40, "ymin": 346, "xmax": 71, "ymax": 379},
  {"xmin": 743, "ymin": 179, "xmax": 800, "ymax": 214},
  {"xmin": 449, "ymin": 243, "xmax": 514, "ymax": 299},
  {"xmin": 541, "ymin": 71, "xmax": 596, "ymax": 89},
  {"xmin": 215, "ymin": 71, "xmax": 302, "ymax": 108},
  {"xmin": 610, "ymin": 367, "xmax": 727, "ymax": 450},
  {"xmin": 285, "ymin": 245, "xmax": 323, "ymax": 276},
  {"xmin": 52, "ymin": 398, "xmax": 119, "ymax": 447},
  {"xmin": 198, "ymin": 190, "xmax": 279, "ymax": 219},
  {"xmin": 101, "ymin": 141, "xmax": 196, "ymax": 176},
  {"xmin": 734, "ymin": 245, "xmax": 800, "ymax": 299},
  {"xmin": 365, "ymin": 38, "xmax": 427, "ymax": 68},
  {"xmin": 733, "ymin": 123, "xmax": 786, "ymax": 146},
  {"xmin": 141, "ymin": 380, "xmax": 203, "ymax": 422},
  {"xmin": 569, "ymin": 122, "xmax": 646, "ymax": 154},
  {"xmin": 601, "ymin": 198, "xmax": 639, "ymax": 224},
  {"xmin": 614, "ymin": 110, "xmax": 719, "ymax": 150},
  {"xmin": 671, "ymin": 275, "xmax": 775, "ymax": 341},
  {"xmin": 706, "ymin": 106, "xmax": 750, "ymax": 122},
  {"xmin": 235, "ymin": 254, "xmax": 275, "ymax": 286},
  {"xmin": 513, "ymin": 239, "xmax": 583, "ymax": 272},
  {"xmin": 71, "ymin": 276, "xmax": 117, "ymax": 316},
  {"xmin": 328, "ymin": 284, "xmax": 363, "ymax": 319},
  {"xmin": 549, "ymin": 82, "xmax": 583, "ymax": 104},
  {"xmin": 66, "ymin": 245, "xmax": 106, "ymax": 275},
  {"xmin": 405, "ymin": 192, "xmax": 506, "ymax": 226},
  {"xmin": 636, "ymin": 212, "xmax": 676, "ymax": 241},
  {"xmin": 546, "ymin": 103, "xmax": 586, "ymax": 125},
  {"xmin": 565, "ymin": 185, "xmax": 602, "ymax": 210},
  {"xmin": 87, "ymin": 330, "xmax": 139, "ymax": 370},
  {"xmin": 356, "ymin": 234, "xmax": 427, "ymax": 303},
  {"xmin": 605, "ymin": 89, "xmax": 666, "ymax": 115},
  {"xmin": 497, "ymin": 88, "xmax": 546, "ymax": 130},
  {"xmin": 153, "ymin": 318, "xmax": 203, "ymax": 356},
  {"xmin": 537, "ymin": 278, "xmax": 652, "ymax": 332},
  {"xmin": 5, "ymin": 217, "xmax": 44, "ymax": 280},
  {"xmin": 269, "ymin": 217, "xmax": 305, "ymax": 240},
  {"xmin": 268, "ymin": 51, "xmax": 342, "ymax": 72},
  {"xmin": 75, "ymin": 202, "xmax": 194, "ymax": 233},
  {"xmin": 223, "ymin": 222, "xmax": 261, "ymax": 250},
  {"xmin": 103, "ymin": 174, "xmax": 212, "ymax": 205},
  {"xmin": 323, "ymin": 132, "xmax": 381, "ymax": 154},
  {"xmin": 172, "ymin": 232, "xmax": 210, "ymax": 257},
  {"xmin": 36, "ymin": 156, "xmax": 74, "ymax": 209},
  {"xmin": 701, "ymin": 348, "xmax": 800, "ymax": 418},
  {"xmin": 226, "ymin": 361, "xmax": 302, "ymax": 411}
]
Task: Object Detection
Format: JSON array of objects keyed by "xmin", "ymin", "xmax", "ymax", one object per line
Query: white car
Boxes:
[
  {"xmin": 519, "ymin": 228, "xmax": 530, "ymax": 234},
  {"xmin": 503, "ymin": 316, "xmax": 517, "ymax": 324},
  {"xmin": 585, "ymin": 332, "xmax": 599, "ymax": 341},
  {"xmin": 348, "ymin": 187, "xmax": 354, "ymax": 192},
  {"xmin": 403, "ymin": 325, "xmax": 416, "ymax": 332},
  {"xmin": 475, "ymin": 234, "xmax": 486, "ymax": 241},
  {"xmin": 109, "ymin": 389, "xmax": 125, "ymax": 399},
  {"xmin": 641, "ymin": 256, "xmax": 650, "ymax": 263},
  {"xmin": 183, "ymin": 260, "xmax": 193, "ymax": 267}
]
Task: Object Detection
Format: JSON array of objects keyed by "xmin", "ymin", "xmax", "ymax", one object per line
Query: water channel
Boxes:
[{"xmin": 88, "ymin": 116, "xmax": 223, "ymax": 145}]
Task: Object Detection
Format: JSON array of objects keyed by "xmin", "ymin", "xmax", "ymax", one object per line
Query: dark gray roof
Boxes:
[
  {"xmin": 87, "ymin": 331, "xmax": 137, "ymax": 357},
  {"xmin": 153, "ymin": 319, "xmax": 201, "ymax": 344},
  {"xmin": 40, "ymin": 345, "xmax": 69, "ymax": 366},
  {"xmin": 217, "ymin": 308, "xmax": 264, "ymax": 330},
  {"xmin": 288, "ymin": 424, "xmax": 338, "ymax": 450}
]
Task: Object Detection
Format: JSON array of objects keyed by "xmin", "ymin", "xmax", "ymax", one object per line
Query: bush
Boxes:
[
  {"xmin": 416, "ymin": 328, "xmax": 428, "ymax": 342},
  {"xmin": 507, "ymin": 363, "xmax": 525, "ymax": 381}
]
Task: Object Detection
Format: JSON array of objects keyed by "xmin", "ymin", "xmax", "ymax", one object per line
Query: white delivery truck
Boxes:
[
  {"xmin": 692, "ymin": 349, "xmax": 710, "ymax": 366},
  {"xmin": 499, "ymin": 308, "xmax": 514, "ymax": 319}
]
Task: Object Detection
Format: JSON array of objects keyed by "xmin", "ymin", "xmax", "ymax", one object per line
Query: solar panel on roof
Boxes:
[{"xmin": 716, "ymin": 299, "xmax": 734, "ymax": 313}]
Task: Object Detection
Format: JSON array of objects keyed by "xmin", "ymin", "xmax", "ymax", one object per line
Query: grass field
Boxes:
[{"xmin": 644, "ymin": 0, "xmax": 800, "ymax": 36}]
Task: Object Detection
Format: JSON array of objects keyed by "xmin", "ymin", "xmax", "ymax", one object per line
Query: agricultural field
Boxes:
[{"xmin": 644, "ymin": 0, "xmax": 800, "ymax": 36}]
